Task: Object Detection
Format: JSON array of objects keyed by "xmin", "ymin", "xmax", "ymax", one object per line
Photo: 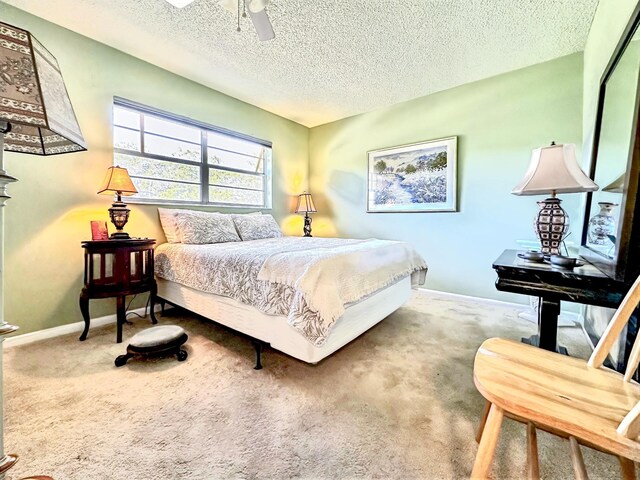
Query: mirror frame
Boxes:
[{"xmin": 580, "ymin": 4, "xmax": 640, "ymax": 284}]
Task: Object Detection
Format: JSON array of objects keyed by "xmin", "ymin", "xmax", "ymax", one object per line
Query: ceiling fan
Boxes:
[{"xmin": 164, "ymin": 0, "xmax": 275, "ymax": 41}]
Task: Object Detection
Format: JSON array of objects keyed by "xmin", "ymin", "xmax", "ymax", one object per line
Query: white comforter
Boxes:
[{"xmin": 155, "ymin": 237, "xmax": 427, "ymax": 346}]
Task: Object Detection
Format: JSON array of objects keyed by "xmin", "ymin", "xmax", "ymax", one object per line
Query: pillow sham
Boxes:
[
  {"xmin": 232, "ymin": 214, "xmax": 283, "ymax": 241},
  {"xmin": 158, "ymin": 208, "xmax": 182, "ymax": 243},
  {"xmin": 159, "ymin": 209, "xmax": 261, "ymax": 243},
  {"xmin": 175, "ymin": 211, "xmax": 241, "ymax": 244}
]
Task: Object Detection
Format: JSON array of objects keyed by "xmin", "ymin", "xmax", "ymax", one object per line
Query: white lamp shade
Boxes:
[
  {"xmin": 603, "ymin": 173, "xmax": 626, "ymax": 193},
  {"xmin": 511, "ymin": 143, "xmax": 598, "ymax": 196},
  {"xmin": 248, "ymin": 0, "xmax": 269, "ymax": 13},
  {"xmin": 295, "ymin": 193, "xmax": 317, "ymax": 214}
]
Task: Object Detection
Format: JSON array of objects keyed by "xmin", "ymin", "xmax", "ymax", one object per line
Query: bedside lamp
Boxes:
[
  {"xmin": 512, "ymin": 142, "xmax": 598, "ymax": 254},
  {"xmin": 295, "ymin": 192, "xmax": 317, "ymax": 237},
  {"xmin": 97, "ymin": 166, "xmax": 138, "ymax": 239}
]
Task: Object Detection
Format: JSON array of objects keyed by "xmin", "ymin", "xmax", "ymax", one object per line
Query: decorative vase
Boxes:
[{"xmin": 588, "ymin": 202, "xmax": 618, "ymax": 245}]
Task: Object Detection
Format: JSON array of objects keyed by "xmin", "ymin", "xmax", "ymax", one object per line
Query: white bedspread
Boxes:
[
  {"xmin": 155, "ymin": 237, "xmax": 427, "ymax": 346},
  {"xmin": 258, "ymin": 239, "xmax": 426, "ymax": 328}
]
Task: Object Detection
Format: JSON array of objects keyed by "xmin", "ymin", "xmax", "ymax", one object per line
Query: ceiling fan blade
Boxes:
[
  {"xmin": 248, "ymin": 0, "xmax": 269, "ymax": 13},
  {"xmin": 248, "ymin": 8, "xmax": 275, "ymax": 41}
]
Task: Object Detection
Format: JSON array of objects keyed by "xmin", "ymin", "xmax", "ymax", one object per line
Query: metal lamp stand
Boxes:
[{"xmin": 0, "ymin": 121, "xmax": 20, "ymax": 478}]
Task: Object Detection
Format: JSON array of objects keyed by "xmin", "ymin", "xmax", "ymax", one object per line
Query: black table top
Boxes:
[
  {"xmin": 81, "ymin": 238, "xmax": 155, "ymax": 247},
  {"xmin": 492, "ymin": 249, "xmax": 627, "ymax": 308},
  {"xmin": 493, "ymin": 249, "xmax": 610, "ymax": 279}
]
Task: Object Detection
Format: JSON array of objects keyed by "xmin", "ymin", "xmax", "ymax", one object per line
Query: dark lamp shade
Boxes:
[
  {"xmin": 97, "ymin": 166, "xmax": 138, "ymax": 196},
  {"xmin": 0, "ymin": 21, "xmax": 86, "ymax": 155},
  {"xmin": 295, "ymin": 192, "xmax": 317, "ymax": 214}
]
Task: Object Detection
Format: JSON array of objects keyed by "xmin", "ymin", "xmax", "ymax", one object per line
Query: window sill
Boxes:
[{"xmin": 125, "ymin": 198, "xmax": 272, "ymax": 210}]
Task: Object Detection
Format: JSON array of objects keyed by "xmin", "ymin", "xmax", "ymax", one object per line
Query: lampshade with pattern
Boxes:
[{"xmin": 0, "ymin": 21, "xmax": 86, "ymax": 155}]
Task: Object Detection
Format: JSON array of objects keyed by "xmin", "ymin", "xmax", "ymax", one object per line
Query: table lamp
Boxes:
[
  {"xmin": 97, "ymin": 166, "xmax": 138, "ymax": 239},
  {"xmin": 512, "ymin": 142, "xmax": 598, "ymax": 255},
  {"xmin": 295, "ymin": 192, "xmax": 317, "ymax": 237},
  {"xmin": 0, "ymin": 21, "xmax": 86, "ymax": 475}
]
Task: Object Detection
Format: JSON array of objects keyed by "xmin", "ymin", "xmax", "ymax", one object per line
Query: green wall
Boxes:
[
  {"xmin": 308, "ymin": 53, "xmax": 585, "ymax": 304},
  {"xmin": 1, "ymin": 4, "xmax": 309, "ymax": 335}
]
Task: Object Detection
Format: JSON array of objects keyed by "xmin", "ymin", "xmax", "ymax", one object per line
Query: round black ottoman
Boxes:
[{"xmin": 115, "ymin": 325, "xmax": 188, "ymax": 367}]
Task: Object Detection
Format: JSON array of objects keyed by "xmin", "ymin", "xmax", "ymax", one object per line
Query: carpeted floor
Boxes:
[{"xmin": 4, "ymin": 290, "xmax": 620, "ymax": 479}]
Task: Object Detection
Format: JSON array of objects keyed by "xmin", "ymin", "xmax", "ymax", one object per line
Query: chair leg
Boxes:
[
  {"xmin": 527, "ymin": 422, "xmax": 540, "ymax": 480},
  {"xmin": 569, "ymin": 437, "xmax": 589, "ymax": 480},
  {"xmin": 476, "ymin": 401, "xmax": 491, "ymax": 443},
  {"xmin": 619, "ymin": 457, "xmax": 636, "ymax": 480},
  {"xmin": 471, "ymin": 403, "xmax": 504, "ymax": 479}
]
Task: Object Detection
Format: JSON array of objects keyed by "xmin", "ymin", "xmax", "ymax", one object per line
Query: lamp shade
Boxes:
[
  {"xmin": 0, "ymin": 21, "xmax": 86, "ymax": 155},
  {"xmin": 511, "ymin": 143, "xmax": 598, "ymax": 196},
  {"xmin": 295, "ymin": 192, "xmax": 317, "ymax": 214},
  {"xmin": 603, "ymin": 173, "xmax": 626, "ymax": 193},
  {"xmin": 97, "ymin": 166, "xmax": 138, "ymax": 196}
]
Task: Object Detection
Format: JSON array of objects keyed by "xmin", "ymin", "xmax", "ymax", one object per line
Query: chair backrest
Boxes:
[
  {"xmin": 587, "ymin": 274, "xmax": 640, "ymax": 438},
  {"xmin": 588, "ymin": 273, "xmax": 640, "ymax": 381}
]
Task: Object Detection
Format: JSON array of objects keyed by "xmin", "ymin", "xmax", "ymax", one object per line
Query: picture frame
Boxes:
[
  {"xmin": 90, "ymin": 221, "xmax": 109, "ymax": 241},
  {"xmin": 367, "ymin": 136, "xmax": 458, "ymax": 213}
]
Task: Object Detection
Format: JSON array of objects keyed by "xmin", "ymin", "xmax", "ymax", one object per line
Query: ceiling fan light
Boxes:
[
  {"xmin": 217, "ymin": 0, "xmax": 238, "ymax": 13},
  {"xmin": 248, "ymin": 0, "xmax": 269, "ymax": 13},
  {"xmin": 165, "ymin": 0, "xmax": 196, "ymax": 8}
]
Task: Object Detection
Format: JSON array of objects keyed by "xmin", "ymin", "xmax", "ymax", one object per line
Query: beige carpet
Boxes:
[{"xmin": 4, "ymin": 290, "xmax": 620, "ymax": 479}]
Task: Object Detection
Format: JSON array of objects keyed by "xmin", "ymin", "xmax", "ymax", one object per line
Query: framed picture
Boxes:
[
  {"xmin": 91, "ymin": 221, "xmax": 109, "ymax": 240},
  {"xmin": 367, "ymin": 136, "xmax": 457, "ymax": 213}
]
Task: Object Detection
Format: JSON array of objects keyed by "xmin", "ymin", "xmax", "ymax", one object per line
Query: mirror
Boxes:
[{"xmin": 583, "ymin": 25, "xmax": 640, "ymax": 263}]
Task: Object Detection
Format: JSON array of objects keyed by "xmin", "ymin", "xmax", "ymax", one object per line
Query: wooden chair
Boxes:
[{"xmin": 472, "ymin": 274, "xmax": 640, "ymax": 479}]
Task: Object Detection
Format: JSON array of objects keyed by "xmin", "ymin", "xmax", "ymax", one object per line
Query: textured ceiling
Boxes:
[{"xmin": 1, "ymin": 0, "xmax": 599, "ymax": 127}]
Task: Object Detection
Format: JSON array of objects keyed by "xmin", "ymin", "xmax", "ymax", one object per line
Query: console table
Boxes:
[
  {"xmin": 79, "ymin": 239, "xmax": 157, "ymax": 343},
  {"xmin": 492, "ymin": 250, "xmax": 630, "ymax": 355}
]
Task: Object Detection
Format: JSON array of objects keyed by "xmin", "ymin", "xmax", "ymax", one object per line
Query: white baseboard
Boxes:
[
  {"xmin": 4, "ymin": 305, "xmax": 166, "ymax": 349},
  {"xmin": 418, "ymin": 287, "xmax": 525, "ymax": 308},
  {"xmin": 6, "ymin": 288, "xmax": 588, "ymax": 349},
  {"xmin": 418, "ymin": 288, "xmax": 584, "ymax": 326}
]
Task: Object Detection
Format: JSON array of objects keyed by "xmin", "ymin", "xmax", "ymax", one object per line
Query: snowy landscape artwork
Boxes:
[{"xmin": 367, "ymin": 137, "xmax": 457, "ymax": 212}]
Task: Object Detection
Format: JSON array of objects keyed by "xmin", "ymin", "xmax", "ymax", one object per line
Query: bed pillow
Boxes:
[
  {"xmin": 232, "ymin": 214, "xmax": 283, "ymax": 241},
  {"xmin": 175, "ymin": 211, "xmax": 241, "ymax": 244},
  {"xmin": 158, "ymin": 208, "xmax": 183, "ymax": 243}
]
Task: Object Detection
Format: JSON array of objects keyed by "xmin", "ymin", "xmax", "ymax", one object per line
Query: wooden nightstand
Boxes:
[{"xmin": 79, "ymin": 239, "xmax": 157, "ymax": 343}]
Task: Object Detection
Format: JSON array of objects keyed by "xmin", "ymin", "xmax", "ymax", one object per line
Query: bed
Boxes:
[{"xmin": 153, "ymin": 236, "xmax": 427, "ymax": 367}]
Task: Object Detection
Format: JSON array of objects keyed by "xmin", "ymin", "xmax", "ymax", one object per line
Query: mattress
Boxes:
[
  {"xmin": 155, "ymin": 237, "xmax": 427, "ymax": 347},
  {"xmin": 157, "ymin": 276, "xmax": 411, "ymax": 364}
]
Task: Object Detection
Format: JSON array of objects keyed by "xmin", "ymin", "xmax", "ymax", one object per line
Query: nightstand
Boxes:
[{"xmin": 79, "ymin": 239, "xmax": 157, "ymax": 343}]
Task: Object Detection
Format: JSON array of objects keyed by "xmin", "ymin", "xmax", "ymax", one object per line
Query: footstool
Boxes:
[{"xmin": 115, "ymin": 325, "xmax": 188, "ymax": 367}]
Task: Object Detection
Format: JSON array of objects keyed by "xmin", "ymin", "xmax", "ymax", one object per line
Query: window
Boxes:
[{"xmin": 112, "ymin": 98, "xmax": 272, "ymax": 208}]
